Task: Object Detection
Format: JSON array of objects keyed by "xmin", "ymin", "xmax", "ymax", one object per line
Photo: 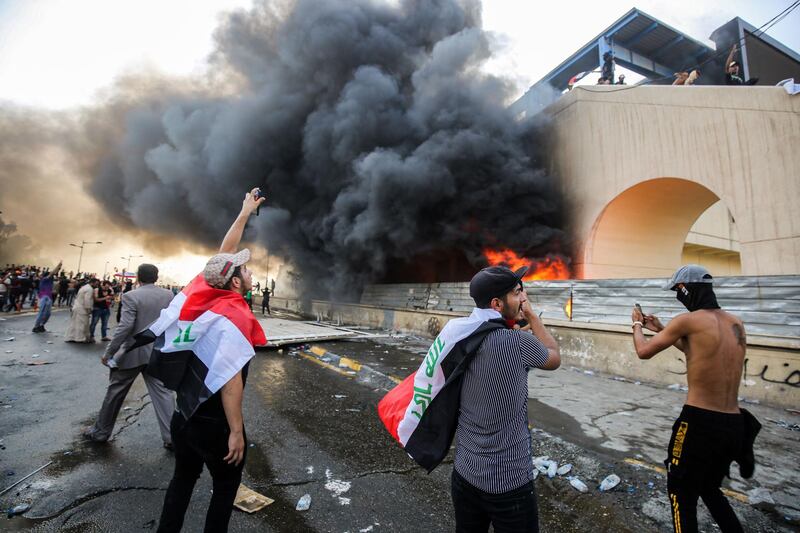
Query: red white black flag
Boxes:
[
  {"xmin": 378, "ymin": 308, "xmax": 503, "ymax": 472},
  {"xmin": 137, "ymin": 274, "xmax": 266, "ymax": 419}
]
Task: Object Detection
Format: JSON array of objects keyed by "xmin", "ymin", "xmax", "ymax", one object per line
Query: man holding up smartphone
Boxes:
[{"xmin": 630, "ymin": 265, "xmax": 760, "ymax": 533}]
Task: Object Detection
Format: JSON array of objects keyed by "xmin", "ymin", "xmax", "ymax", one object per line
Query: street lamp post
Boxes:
[
  {"xmin": 103, "ymin": 261, "xmax": 110, "ymax": 280},
  {"xmin": 121, "ymin": 254, "xmax": 144, "ymax": 274},
  {"xmin": 69, "ymin": 241, "xmax": 102, "ymax": 274}
]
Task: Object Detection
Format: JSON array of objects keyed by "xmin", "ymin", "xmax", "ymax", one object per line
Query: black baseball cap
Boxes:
[{"xmin": 470, "ymin": 266, "xmax": 529, "ymax": 308}]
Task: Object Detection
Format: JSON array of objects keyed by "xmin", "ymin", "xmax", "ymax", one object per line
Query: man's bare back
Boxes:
[{"xmin": 681, "ymin": 309, "xmax": 745, "ymax": 413}]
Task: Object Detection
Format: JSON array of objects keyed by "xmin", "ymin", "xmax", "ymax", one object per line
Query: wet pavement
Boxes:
[{"xmin": 1, "ymin": 311, "xmax": 798, "ymax": 532}]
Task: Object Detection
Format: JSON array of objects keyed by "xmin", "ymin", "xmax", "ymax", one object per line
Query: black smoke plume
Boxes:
[{"xmin": 88, "ymin": 0, "xmax": 567, "ymax": 299}]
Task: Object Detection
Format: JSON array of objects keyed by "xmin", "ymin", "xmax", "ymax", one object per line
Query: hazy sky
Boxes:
[
  {"xmin": 0, "ymin": 0, "xmax": 797, "ymax": 281},
  {"xmin": 1, "ymin": 0, "xmax": 797, "ymax": 108}
]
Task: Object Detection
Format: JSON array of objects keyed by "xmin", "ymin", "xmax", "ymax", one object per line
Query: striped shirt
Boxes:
[{"xmin": 454, "ymin": 327, "xmax": 549, "ymax": 494}]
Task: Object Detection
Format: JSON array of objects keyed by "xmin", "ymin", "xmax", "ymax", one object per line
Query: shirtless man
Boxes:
[{"xmin": 630, "ymin": 265, "xmax": 760, "ymax": 533}]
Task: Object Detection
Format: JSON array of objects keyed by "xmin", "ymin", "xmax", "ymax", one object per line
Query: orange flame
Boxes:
[{"xmin": 482, "ymin": 248, "xmax": 570, "ymax": 281}]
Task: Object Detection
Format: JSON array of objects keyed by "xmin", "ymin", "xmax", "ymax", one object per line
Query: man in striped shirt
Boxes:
[{"xmin": 453, "ymin": 266, "xmax": 561, "ymax": 532}]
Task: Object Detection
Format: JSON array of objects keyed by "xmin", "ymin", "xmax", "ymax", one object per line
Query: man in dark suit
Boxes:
[{"xmin": 83, "ymin": 264, "xmax": 176, "ymax": 448}]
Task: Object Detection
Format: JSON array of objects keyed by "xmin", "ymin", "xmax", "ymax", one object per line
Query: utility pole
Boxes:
[
  {"xmin": 121, "ymin": 254, "xmax": 143, "ymax": 274},
  {"xmin": 103, "ymin": 261, "xmax": 110, "ymax": 280},
  {"xmin": 69, "ymin": 241, "xmax": 102, "ymax": 274}
]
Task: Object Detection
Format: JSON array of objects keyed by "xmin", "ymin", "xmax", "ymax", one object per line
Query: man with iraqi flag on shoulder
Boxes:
[
  {"xmin": 132, "ymin": 188, "xmax": 267, "ymax": 533},
  {"xmin": 379, "ymin": 265, "xmax": 560, "ymax": 532}
]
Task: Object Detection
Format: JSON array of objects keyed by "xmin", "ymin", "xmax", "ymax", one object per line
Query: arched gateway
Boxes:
[
  {"xmin": 546, "ymin": 85, "xmax": 800, "ymax": 279},
  {"xmin": 585, "ymin": 177, "xmax": 728, "ymax": 279}
]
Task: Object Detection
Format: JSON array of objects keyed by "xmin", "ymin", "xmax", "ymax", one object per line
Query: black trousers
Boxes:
[
  {"xmin": 666, "ymin": 405, "xmax": 744, "ymax": 533},
  {"xmin": 261, "ymin": 298, "xmax": 270, "ymax": 315},
  {"xmin": 157, "ymin": 412, "xmax": 246, "ymax": 533},
  {"xmin": 451, "ymin": 469, "xmax": 539, "ymax": 533}
]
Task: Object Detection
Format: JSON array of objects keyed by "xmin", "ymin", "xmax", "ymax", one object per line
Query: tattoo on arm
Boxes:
[{"xmin": 732, "ymin": 324, "xmax": 746, "ymax": 348}]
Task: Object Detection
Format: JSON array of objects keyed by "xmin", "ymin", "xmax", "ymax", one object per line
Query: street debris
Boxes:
[
  {"xmin": 3, "ymin": 337, "xmax": 15, "ymax": 341},
  {"xmin": 234, "ymin": 484, "xmax": 274, "ymax": 513},
  {"xmin": 334, "ymin": 395, "xmax": 347, "ymax": 399},
  {"xmin": 569, "ymin": 477, "xmax": 589, "ymax": 493},
  {"xmin": 31, "ymin": 354, "xmax": 40, "ymax": 358},
  {"xmin": 27, "ymin": 361, "xmax": 55, "ymax": 366},
  {"xmin": 4, "ymin": 350, "xmax": 12, "ymax": 354},
  {"xmin": 748, "ymin": 487, "xmax": 775, "ymax": 505},
  {"xmin": 547, "ymin": 461, "xmax": 558, "ymax": 478},
  {"xmin": 766, "ymin": 418, "xmax": 800, "ymax": 431},
  {"xmin": 556, "ymin": 464, "xmax": 573, "ymax": 476},
  {"xmin": 0, "ymin": 461, "xmax": 53, "ymax": 497},
  {"xmin": 325, "ymin": 468, "xmax": 352, "ymax": 505},
  {"xmin": 6, "ymin": 503, "xmax": 30, "ymax": 517},
  {"xmin": 296, "ymin": 493, "xmax": 312, "ymax": 511},
  {"xmin": 306, "ymin": 466, "xmax": 314, "ymax": 474},
  {"xmin": 599, "ymin": 474, "xmax": 621, "ymax": 491}
]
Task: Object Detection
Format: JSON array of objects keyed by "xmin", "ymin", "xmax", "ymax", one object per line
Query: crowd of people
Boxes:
[
  {"xmin": 591, "ymin": 44, "xmax": 760, "ymax": 87},
  {"xmin": 1, "ymin": 263, "xmax": 83, "ymax": 314},
  {"xmin": 0, "ymin": 263, "xmax": 184, "ymax": 339}
]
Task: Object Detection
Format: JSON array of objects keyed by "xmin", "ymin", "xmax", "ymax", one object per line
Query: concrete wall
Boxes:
[
  {"xmin": 267, "ymin": 296, "xmax": 799, "ymax": 409},
  {"xmin": 546, "ymin": 85, "xmax": 800, "ymax": 279}
]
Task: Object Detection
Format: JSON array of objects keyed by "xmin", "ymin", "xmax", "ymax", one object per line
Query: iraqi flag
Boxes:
[
  {"xmin": 378, "ymin": 308, "xmax": 504, "ymax": 472},
  {"xmin": 134, "ymin": 274, "xmax": 266, "ymax": 419},
  {"xmin": 567, "ymin": 70, "xmax": 592, "ymax": 86}
]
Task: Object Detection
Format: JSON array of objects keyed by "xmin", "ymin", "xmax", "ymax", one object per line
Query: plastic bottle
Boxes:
[
  {"xmin": 7, "ymin": 503, "xmax": 31, "ymax": 517},
  {"xmin": 599, "ymin": 474, "xmax": 621, "ymax": 491},
  {"xmin": 556, "ymin": 463, "xmax": 572, "ymax": 476},
  {"xmin": 569, "ymin": 478, "xmax": 589, "ymax": 493},
  {"xmin": 296, "ymin": 494, "xmax": 311, "ymax": 511}
]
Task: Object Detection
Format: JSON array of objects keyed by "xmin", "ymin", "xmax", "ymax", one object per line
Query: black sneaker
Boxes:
[{"xmin": 32, "ymin": 326, "xmax": 44, "ymax": 333}]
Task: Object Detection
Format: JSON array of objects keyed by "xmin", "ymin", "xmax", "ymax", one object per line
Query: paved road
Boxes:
[{"xmin": 1, "ymin": 311, "xmax": 798, "ymax": 532}]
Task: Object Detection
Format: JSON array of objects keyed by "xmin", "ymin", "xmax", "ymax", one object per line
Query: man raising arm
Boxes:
[{"xmin": 157, "ymin": 188, "xmax": 265, "ymax": 533}]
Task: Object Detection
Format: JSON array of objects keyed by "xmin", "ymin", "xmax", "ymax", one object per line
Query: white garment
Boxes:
[
  {"xmin": 64, "ymin": 284, "xmax": 94, "ymax": 342},
  {"xmin": 777, "ymin": 78, "xmax": 800, "ymax": 95}
]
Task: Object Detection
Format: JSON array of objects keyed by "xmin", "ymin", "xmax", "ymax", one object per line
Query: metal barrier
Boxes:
[{"xmin": 361, "ymin": 276, "xmax": 800, "ymax": 340}]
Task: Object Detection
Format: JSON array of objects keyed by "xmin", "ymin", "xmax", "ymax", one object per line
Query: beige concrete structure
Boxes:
[
  {"xmin": 546, "ymin": 85, "xmax": 800, "ymax": 279},
  {"xmin": 682, "ymin": 201, "xmax": 741, "ymax": 276}
]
